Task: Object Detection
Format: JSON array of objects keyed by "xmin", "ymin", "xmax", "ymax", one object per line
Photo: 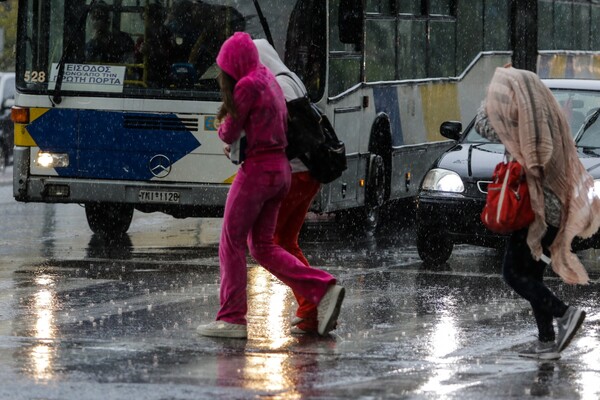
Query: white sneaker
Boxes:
[
  {"xmin": 197, "ymin": 321, "xmax": 247, "ymax": 339},
  {"xmin": 556, "ymin": 307, "xmax": 586, "ymax": 352},
  {"xmin": 518, "ymin": 340, "xmax": 560, "ymax": 360},
  {"xmin": 291, "ymin": 316, "xmax": 303, "ymax": 327},
  {"xmin": 317, "ymin": 285, "xmax": 345, "ymax": 336}
]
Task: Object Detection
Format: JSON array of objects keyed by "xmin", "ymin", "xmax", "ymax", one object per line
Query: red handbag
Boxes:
[{"xmin": 481, "ymin": 160, "xmax": 535, "ymax": 234}]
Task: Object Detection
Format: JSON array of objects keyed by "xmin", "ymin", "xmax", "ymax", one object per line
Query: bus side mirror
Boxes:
[
  {"xmin": 339, "ymin": 0, "xmax": 363, "ymax": 44},
  {"xmin": 440, "ymin": 121, "xmax": 462, "ymax": 141}
]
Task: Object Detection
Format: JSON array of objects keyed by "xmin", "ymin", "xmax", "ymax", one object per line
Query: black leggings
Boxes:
[{"xmin": 502, "ymin": 226, "xmax": 569, "ymax": 342}]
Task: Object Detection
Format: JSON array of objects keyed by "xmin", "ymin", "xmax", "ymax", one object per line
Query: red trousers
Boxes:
[{"xmin": 273, "ymin": 171, "xmax": 322, "ymax": 323}]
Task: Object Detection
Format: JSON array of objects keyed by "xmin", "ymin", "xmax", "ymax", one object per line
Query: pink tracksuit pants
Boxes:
[{"xmin": 216, "ymin": 153, "xmax": 336, "ymax": 324}]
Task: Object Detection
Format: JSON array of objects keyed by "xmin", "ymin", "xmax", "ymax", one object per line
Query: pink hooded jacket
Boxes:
[{"xmin": 216, "ymin": 32, "xmax": 288, "ymax": 160}]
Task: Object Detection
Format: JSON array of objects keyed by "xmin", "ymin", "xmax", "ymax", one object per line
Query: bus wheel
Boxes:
[
  {"xmin": 85, "ymin": 203, "xmax": 134, "ymax": 236},
  {"xmin": 362, "ymin": 154, "xmax": 386, "ymax": 232},
  {"xmin": 416, "ymin": 226, "xmax": 453, "ymax": 266}
]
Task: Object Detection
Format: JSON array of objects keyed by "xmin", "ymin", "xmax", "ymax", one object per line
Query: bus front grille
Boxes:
[{"xmin": 123, "ymin": 115, "xmax": 199, "ymax": 132}]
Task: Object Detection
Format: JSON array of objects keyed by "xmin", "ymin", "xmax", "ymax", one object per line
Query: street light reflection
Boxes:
[
  {"xmin": 28, "ymin": 274, "xmax": 57, "ymax": 381},
  {"xmin": 419, "ymin": 309, "xmax": 464, "ymax": 395},
  {"xmin": 575, "ymin": 335, "xmax": 600, "ymax": 400},
  {"xmin": 247, "ymin": 267, "xmax": 294, "ymax": 349},
  {"xmin": 244, "ymin": 267, "xmax": 299, "ymax": 397},
  {"xmin": 428, "ymin": 313, "xmax": 459, "ymax": 359}
]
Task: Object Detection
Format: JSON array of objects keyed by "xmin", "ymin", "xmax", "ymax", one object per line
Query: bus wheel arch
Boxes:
[{"xmin": 85, "ymin": 202, "xmax": 134, "ymax": 236}]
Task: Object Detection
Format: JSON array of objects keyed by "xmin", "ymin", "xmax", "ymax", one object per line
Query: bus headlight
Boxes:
[
  {"xmin": 36, "ymin": 152, "xmax": 69, "ymax": 168},
  {"xmin": 421, "ymin": 168, "xmax": 464, "ymax": 193}
]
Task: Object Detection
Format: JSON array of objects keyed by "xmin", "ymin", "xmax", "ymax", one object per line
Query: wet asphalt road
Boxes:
[{"xmin": 0, "ymin": 167, "xmax": 599, "ymax": 400}]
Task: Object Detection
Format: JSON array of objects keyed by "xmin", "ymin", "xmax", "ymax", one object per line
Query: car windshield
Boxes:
[{"xmin": 463, "ymin": 86, "xmax": 600, "ymax": 144}]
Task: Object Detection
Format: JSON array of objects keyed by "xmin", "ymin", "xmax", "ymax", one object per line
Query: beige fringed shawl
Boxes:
[{"xmin": 485, "ymin": 67, "xmax": 600, "ymax": 285}]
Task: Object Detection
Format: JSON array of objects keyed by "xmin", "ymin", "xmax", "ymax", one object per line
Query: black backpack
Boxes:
[
  {"xmin": 297, "ymin": 103, "xmax": 347, "ymax": 184},
  {"xmin": 279, "ymin": 74, "xmax": 347, "ymax": 184}
]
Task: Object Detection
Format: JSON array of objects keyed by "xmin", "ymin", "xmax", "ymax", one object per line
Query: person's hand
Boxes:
[{"xmin": 223, "ymin": 144, "xmax": 231, "ymax": 159}]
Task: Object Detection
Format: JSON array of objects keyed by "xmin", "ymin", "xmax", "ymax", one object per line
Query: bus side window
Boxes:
[
  {"xmin": 339, "ymin": 0, "xmax": 363, "ymax": 45},
  {"xmin": 285, "ymin": 0, "xmax": 326, "ymax": 101},
  {"xmin": 328, "ymin": 0, "xmax": 362, "ymax": 97}
]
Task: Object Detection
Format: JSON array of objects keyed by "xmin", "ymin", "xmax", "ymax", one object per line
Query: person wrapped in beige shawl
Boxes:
[
  {"xmin": 476, "ymin": 66, "xmax": 595, "ymax": 359},
  {"xmin": 484, "ymin": 67, "xmax": 600, "ymax": 285}
]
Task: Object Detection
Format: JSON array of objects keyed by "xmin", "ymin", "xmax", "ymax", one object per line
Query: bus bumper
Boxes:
[{"xmin": 12, "ymin": 147, "xmax": 230, "ymax": 217}]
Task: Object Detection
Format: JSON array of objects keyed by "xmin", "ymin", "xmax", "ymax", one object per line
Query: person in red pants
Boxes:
[{"xmin": 254, "ymin": 39, "xmax": 323, "ymax": 334}]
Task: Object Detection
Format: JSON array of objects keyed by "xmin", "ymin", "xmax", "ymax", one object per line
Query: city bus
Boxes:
[{"xmin": 11, "ymin": 0, "xmax": 600, "ymax": 235}]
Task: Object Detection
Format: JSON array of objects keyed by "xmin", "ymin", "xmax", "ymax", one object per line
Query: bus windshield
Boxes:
[{"xmin": 17, "ymin": 0, "xmax": 313, "ymax": 100}]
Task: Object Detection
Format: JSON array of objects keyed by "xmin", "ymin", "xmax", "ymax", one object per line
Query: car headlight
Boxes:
[{"xmin": 421, "ymin": 168, "xmax": 465, "ymax": 193}]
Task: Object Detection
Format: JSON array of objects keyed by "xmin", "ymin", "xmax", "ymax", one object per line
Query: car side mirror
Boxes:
[{"xmin": 440, "ymin": 121, "xmax": 462, "ymax": 141}]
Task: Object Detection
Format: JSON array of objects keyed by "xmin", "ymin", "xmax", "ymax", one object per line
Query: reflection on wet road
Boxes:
[{"xmin": 0, "ymin": 175, "xmax": 599, "ymax": 399}]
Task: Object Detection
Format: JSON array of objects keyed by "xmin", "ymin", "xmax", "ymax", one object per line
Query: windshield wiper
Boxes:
[
  {"xmin": 252, "ymin": 0, "xmax": 274, "ymax": 46},
  {"xmin": 51, "ymin": 0, "xmax": 98, "ymax": 105},
  {"xmin": 577, "ymin": 107, "xmax": 600, "ymax": 137}
]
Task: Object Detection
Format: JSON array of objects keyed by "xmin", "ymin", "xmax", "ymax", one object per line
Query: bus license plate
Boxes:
[{"xmin": 138, "ymin": 190, "xmax": 180, "ymax": 203}]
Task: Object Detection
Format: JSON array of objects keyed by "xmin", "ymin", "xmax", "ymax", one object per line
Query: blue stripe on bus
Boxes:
[
  {"xmin": 26, "ymin": 109, "xmax": 201, "ymax": 180},
  {"xmin": 373, "ymin": 86, "xmax": 403, "ymax": 146}
]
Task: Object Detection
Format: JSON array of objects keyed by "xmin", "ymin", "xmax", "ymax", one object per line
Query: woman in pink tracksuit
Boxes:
[{"xmin": 197, "ymin": 32, "xmax": 344, "ymax": 339}]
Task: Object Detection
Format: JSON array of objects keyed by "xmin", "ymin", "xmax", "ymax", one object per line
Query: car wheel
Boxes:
[
  {"xmin": 417, "ymin": 227, "xmax": 453, "ymax": 265},
  {"xmin": 85, "ymin": 203, "xmax": 134, "ymax": 236}
]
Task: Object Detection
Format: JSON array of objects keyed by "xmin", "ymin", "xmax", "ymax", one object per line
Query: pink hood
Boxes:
[
  {"xmin": 216, "ymin": 32, "xmax": 288, "ymax": 161},
  {"xmin": 216, "ymin": 32, "xmax": 259, "ymax": 81}
]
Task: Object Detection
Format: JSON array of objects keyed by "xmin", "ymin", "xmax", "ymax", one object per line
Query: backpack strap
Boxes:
[{"xmin": 276, "ymin": 71, "xmax": 306, "ymax": 96}]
